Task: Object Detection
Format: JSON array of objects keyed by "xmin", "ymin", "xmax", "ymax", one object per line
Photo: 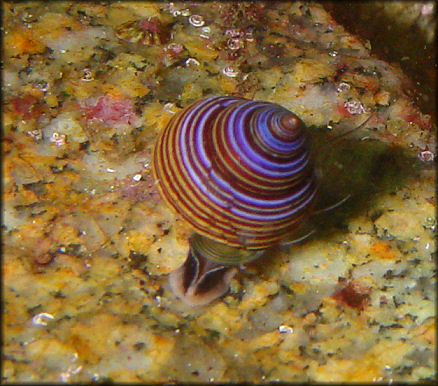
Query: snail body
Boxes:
[{"xmin": 153, "ymin": 96, "xmax": 317, "ymax": 305}]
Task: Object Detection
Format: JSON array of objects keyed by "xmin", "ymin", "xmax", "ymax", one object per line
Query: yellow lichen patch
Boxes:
[
  {"xmin": 103, "ymin": 294, "xmax": 145, "ymax": 317},
  {"xmin": 411, "ymin": 317, "xmax": 435, "ymax": 345},
  {"xmin": 107, "ymin": 52, "xmax": 157, "ymax": 74},
  {"xmin": 11, "ymin": 153, "xmax": 59, "ymax": 184},
  {"xmin": 369, "ymin": 240, "xmax": 401, "ymax": 260},
  {"xmin": 346, "ymin": 230, "xmax": 376, "ymax": 255},
  {"xmin": 197, "ymin": 303, "xmax": 244, "ymax": 335},
  {"xmin": 68, "ymin": 313, "xmax": 175, "ymax": 377},
  {"xmin": 103, "ymin": 59, "xmax": 153, "ymax": 98},
  {"xmin": 32, "ymin": 12, "xmax": 83, "ymax": 40},
  {"xmin": 3, "ymin": 156, "xmax": 38, "ymax": 186},
  {"xmin": 4, "ymin": 28, "xmax": 47, "ymax": 56},
  {"xmin": 138, "ymin": 101, "xmax": 175, "ymax": 135},
  {"xmin": 124, "ymin": 230, "xmax": 156, "ymax": 256},
  {"xmin": 10, "ymin": 216, "xmax": 50, "ymax": 245},
  {"xmin": 16, "ymin": 186, "xmax": 40, "ymax": 206},
  {"xmin": 48, "ymin": 223, "xmax": 80, "ymax": 247},
  {"xmin": 3, "ymin": 288, "xmax": 30, "ymax": 332},
  {"xmin": 113, "ymin": 73, "xmax": 150, "ymax": 99},
  {"xmin": 111, "ymin": 2, "xmax": 161, "ymax": 19},
  {"xmin": 238, "ymin": 279, "xmax": 280, "ymax": 310},
  {"xmin": 25, "ymin": 337, "xmax": 80, "ymax": 369},
  {"xmin": 53, "ymin": 254, "xmax": 90, "ymax": 277},
  {"xmin": 277, "ymin": 348, "xmax": 301, "ymax": 364},
  {"xmin": 348, "ymin": 341, "xmax": 412, "ymax": 381},
  {"xmin": 147, "ymin": 237, "xmax": 189, "ymax": 274},
  {"xmin": 374, "ymin": 89, "xmax": 391, "ymax": 105},
  {"xmin": 251, "ymin": 345, "xmax": 302, "ymax": 380},
  {"xmin": 177, "ymin": 33, "xmax": 219, "ymax": 62},
  {"xmin": 45, "ymin": 93, "xmax": 60, "ymax": 109},
  {"xmin": 180, "ymin": 82, "xmax": 205, "ymax": 105},
  {"xmin": 258, "ymin": 67, "xmax": 284, "ymax": 90},
  {"xmin": 66, "ymin": 330, "xmax": 102, "ymax": 365},
  {"xmin": 246, "ymin": 330, "xmax": 281, "ymax": 350},
  {"xmin": 69, "ymin": 3, "xmax": 110, "ymax": 19},
  {"xmin": 62, "ymin": 78, "xmax": 102, "ymax": 100},
  {"xmin": 291, "ymin": 58, "xmax": 336, "ymax": 84},
  {"xmin": 340, "ymin": 72, "xmax": 380, "ymax": 93},
  {"xmin": 1, "ymin": 360, "xmax": 16, "ymax": 381},
  {"xmin": 219, "ymin": 75, "xmax": 238, "ymax": 95},
  {"xmin": 3, "ymin": 253, "xmax": 30, "ymax": 281},
  {"xmin": 289, "ymin": 281, "xmax": 306, "ymax": 294},
  {"xmin": 106, "ymin": 370, "xmax": 144, "ymax": 382},
  {"xmin": 87, "ymin": 253, "xmax": 122, "ymax": 280},
  {"xmin": 311, "ymin": 357, "xmax": 382, "ymax": 382},
  {"xmin": 19, "ymin": 86, "xmax": 45, "ymax": 100}
]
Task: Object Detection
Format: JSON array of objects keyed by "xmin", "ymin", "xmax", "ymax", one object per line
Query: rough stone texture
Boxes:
[{"xmin": 3, "ymin": 2, "xmax": 435, "ymax": 382}]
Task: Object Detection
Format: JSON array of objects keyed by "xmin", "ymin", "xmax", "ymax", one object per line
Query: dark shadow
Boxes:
[
  {"xmin": 248, "ymin": 128, "xmax": 424, "ymax": 274},
  {"xmin": 322, "ymin": 2, "xmax": 436, "ymax": 122},
  {"xmin": 309, "ymin": 130, "xmax": 422, "ymax": 239}
]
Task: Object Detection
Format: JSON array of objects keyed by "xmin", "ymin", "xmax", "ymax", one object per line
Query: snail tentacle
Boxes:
[{"xmin": 312, "ymin": 194, "xmax": 352, "ymax": 215}]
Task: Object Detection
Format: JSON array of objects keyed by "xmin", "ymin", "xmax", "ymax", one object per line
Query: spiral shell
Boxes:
[
  {"xmin": 115, "ymin": 17, "xmax": 171, "ymax": 45},
  {"xmin": 153, "ymin": 96, "xmax": 317, "ymax": 253}
]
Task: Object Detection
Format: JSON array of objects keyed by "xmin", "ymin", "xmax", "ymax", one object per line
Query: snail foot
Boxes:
[{"xmin": 168, "ymin": 248, "xmax": 238, "ymax": 307}]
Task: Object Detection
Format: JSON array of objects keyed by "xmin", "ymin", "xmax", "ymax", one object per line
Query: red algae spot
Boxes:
[
  {"xmin": 393, "ymin": 98, "xmax": 433, "ymax": 130},
  {"xmin": 84, "ymin": 95, "xmax": 137, "ymax": 127},
  {"xmin": 116, "ymin": 174, "xmax": 161, "ymax": 204},
  {"xmin": 8, "ymin": 94, "xmax": 43, "ymax": 121},
  {"xmin": 403, "ymin": 110, "xmax": 432, "ymax": 131},
  {"xmin": 34, "ymin": 254, "xmax": 55, "ymax": 266},
  {"xmin": 138, "ymin": 17, "xmax": 161, "ymax": 33},
  {"xmin": 335, "ymin": 102, "xmax": 354, "ymax": 118},
  {"xmin": 220, "ymin": 2, "xmax": 266, "ymax": 28},
  {"xmin": 332, "ymin": 280, "xmax": 371, "ymax": 310}
]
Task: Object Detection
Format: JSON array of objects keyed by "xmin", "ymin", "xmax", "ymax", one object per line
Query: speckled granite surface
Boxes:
[{"xmin": 2, "ymin": 2, "xmax": 436, "ymax": 382}]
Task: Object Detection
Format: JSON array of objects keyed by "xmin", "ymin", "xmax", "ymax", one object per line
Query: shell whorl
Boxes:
[{"xmin": 153, "ymin": 96, "xmax": 317, "ymax": 250}]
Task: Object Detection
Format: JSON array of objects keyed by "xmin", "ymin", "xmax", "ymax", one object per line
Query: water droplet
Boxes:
[
  {"xmin": 344, "ymin": 100, "xmax": 367, "ymax": 115},
  {"xmin": 222, "ymin": 66, "xmax": 239, "ymax": 77},
  {"xmin": 188, "ymin": 14, "xmax": 205, "ymax": 27},
  {"xmin": 186, "ymin": 57, "xmax": 200, "ymax": 66},
  {"xmin": 226, "ymin": 38, "xmax": 243, "ymax": 50},
  {"xmin": 50, "ymin": 132, "xmax": 66, "ymax": 146},
  {"xmin": 31, "ymin": 312, "xmax": 54, "ymax": 326},
  {"xmin": 278, "ymin": 325, "xmax": 294, "ymax": 333},
  {"xmin": 336, "ymin": 82, "xmax": 351, "ymax": 93},
  {"xmin": 418, "ymin": 150, "xmax": 434, "ymax": 162}
]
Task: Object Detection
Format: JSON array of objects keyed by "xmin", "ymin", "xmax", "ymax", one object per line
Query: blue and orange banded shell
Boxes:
[{"xmin": 153, "ymin": 96, "xmax": 317, "ymax": 250}]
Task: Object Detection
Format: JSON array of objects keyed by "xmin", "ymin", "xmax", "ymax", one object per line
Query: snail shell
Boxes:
[
  {"xmin": 152, "ymin": 95, "xmax": 317, "ymax": 305},
  {"xmin": 115, "ymin": 17, "xmax": 171, "ymax": 45},
  {"xmin": 154, "ymin": 96, "xmax": 317, "ymax": 251}
]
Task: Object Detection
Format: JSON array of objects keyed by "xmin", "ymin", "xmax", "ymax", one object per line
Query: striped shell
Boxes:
[{"xmin": 153, "ymin": 96, "xmax": 317, "ymax": 251}]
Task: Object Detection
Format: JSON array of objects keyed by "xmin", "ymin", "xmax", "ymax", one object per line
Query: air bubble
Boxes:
[
  {"xmin": 189, "ymin": 14, "xmax": 205, "ymax": 27},
  {"xmin": 222, "ymin": 66, "xmax": 239, "ymax": 77}
]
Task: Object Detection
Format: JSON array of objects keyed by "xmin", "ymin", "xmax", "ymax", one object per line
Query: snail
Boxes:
[
  {"xmin": 153, "ymin": 95, "xmax": 317, "ymax": 306},
  {"xmin": 115, "ymin": 17, "xmax": 171, "ymax": 45}
]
